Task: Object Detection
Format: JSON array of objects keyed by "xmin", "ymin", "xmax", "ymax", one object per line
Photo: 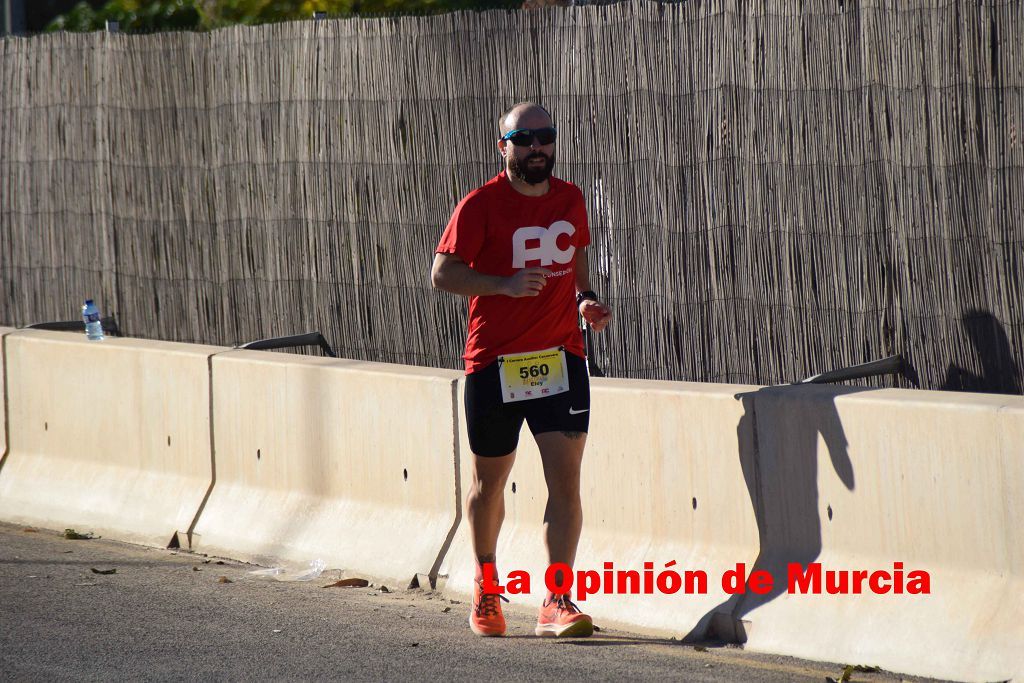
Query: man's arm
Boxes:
[
  {"xmin": 431, "ymin": 252, "xmax": 551, "ymax": 298},
  {"xmin": 574, "ymin": 245, "xmax": 594, "ymax": 294},
  {"xmin": 574, "ymin": 246, "xmax": 612, "ymax": 333}
]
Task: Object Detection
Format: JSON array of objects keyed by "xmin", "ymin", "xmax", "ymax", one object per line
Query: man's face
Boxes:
[{"xmin": 500, "ymin": 111, "xmax": 556, "ymax": 185}]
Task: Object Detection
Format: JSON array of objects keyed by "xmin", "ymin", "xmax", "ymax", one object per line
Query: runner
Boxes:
[{"xmin": 431, "ymin": 102, "xmax": 613, "ymax": 637}]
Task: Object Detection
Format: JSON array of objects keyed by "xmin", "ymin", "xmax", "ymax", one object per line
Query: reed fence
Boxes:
[{"xmin": 1, "ymin": 0, "xmax": 1021, "ymax": 392}]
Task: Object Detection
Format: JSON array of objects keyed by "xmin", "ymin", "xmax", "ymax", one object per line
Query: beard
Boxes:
[{"xmin": 508, "ymin": 150, "xmax": 556, "ymax": 185}]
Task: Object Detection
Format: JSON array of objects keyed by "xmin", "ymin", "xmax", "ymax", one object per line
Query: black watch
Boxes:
[{"xmin": 576, "ymin": 290, "xmax": 598, "ymax": 307}]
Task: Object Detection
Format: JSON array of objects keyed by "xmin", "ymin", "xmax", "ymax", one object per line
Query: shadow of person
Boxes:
[
  {"xmin": 942, "ymin": 309, "xmax": 1022, "ymax": 395},
  {"xmin": 682, "ymin": 384, "xmax": 868, "ymax": 643}
]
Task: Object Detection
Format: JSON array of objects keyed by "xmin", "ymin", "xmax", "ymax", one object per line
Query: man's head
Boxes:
[{"xmin": 498, "ymin": 102, "xmax": 556, "ymax": 186}]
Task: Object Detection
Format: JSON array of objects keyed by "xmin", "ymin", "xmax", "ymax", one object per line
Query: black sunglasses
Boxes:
[{"xmin": 500, "ymin": 126, "xmax": 557, "ymax": 147}]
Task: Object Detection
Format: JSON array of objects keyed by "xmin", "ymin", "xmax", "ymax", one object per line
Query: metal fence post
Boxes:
[{"xmin": 2, "ymin": 0, "xmax": 26, "ymax": 36}]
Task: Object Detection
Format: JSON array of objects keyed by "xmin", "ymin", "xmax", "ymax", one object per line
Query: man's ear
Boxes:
[{"xmin": 497, "ymin": 139, "xmax": 507, "ymax": 157}]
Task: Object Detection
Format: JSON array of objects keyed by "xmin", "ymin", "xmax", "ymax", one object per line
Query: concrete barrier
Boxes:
[
  {"xmin": 0, "ymin": 330, "xmax": 224, "ymax": 547},
  {"xmin": 731, "ymin": 385, "xmax": 1024, "ymax": 683},
  {"xmin": 2, "ymin": 328, "xmax": 1018, "ymax": 680},
  {"xmin": 192, "ymin": 351, "xmax": 462, "ymax": 587},
  {"xmin": 440, "ymin": 376, "xmax": 763, "ymax": 636},
  {"xmin": 0, "ymin": 327, "xmax": 15, "ymax": 470}
]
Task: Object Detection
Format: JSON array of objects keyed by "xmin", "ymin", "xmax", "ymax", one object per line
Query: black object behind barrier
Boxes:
[
  {"xmin": 238, "ymin": 331, "xmax": 337, "ymax": 358},
  {"xmin": 24, "ymin": 315, "xmax": 121, "ymax": 337},
  {"xmin": 798, "ymin": 354, "xmax": 904, "ymax": 385},
  {"xmin": 583, "ymin": 326, "xmax": 605, "ymax": 377}
]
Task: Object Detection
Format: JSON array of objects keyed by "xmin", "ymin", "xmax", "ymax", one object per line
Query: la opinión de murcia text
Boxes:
[{"xmin": 481, "ymin": 562, "xmax": 931, "ymax": 600}]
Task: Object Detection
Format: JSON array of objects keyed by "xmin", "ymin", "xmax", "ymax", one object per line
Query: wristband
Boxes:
[{"xmin": 576, "ymin": 290, "xmax": 598, "ymax": 307}]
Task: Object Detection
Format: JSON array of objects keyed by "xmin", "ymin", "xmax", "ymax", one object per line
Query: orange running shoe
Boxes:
[
  {"xmin": 469, "ymin": 580, "xmax": 509, "ymax": 637},
  {"xmin": 535, "ymin": 593, "xmax": 594, "ymax": 637}
]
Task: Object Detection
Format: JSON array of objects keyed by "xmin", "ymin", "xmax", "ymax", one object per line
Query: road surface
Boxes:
[{"xmin": 0, "ymin": 523, "xmax": 945, "ymax": 682}]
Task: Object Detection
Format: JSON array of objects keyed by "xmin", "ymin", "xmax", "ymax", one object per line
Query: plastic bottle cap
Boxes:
[{"xmin": 85, "ymin": 299, "xmax": 94, "ymax": 305}]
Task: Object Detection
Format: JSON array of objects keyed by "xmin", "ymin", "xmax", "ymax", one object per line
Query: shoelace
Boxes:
[
  {"xmin": 548, "ymin": 594, "xmax": 581, "ymax": 614},
  {"xmin": 475, "ymin": 590, "xmax": 509, "ymax": 617}
]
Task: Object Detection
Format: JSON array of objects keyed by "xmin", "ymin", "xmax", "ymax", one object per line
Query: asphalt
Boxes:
[{"xmin": 0, "ymin": 523, "xmax": 946, "ymax": 683}]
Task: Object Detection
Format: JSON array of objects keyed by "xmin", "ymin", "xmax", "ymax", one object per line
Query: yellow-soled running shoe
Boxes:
[{"xmin": 535, "ymin": 594, "xmax": 594, "ymax": 637}]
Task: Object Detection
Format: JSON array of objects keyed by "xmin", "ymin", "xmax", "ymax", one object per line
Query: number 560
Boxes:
[{"xmin": 518, "ymin": 364, "xmax": 550, "ymax": 380}]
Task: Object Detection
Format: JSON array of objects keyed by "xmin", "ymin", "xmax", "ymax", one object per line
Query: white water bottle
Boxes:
[{"xmin": 82, "ymin": 299, "xmax": 105, "ymax": 341}]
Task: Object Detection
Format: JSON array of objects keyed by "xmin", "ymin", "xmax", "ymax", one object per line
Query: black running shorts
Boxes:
[{"xmin": 465, "ymin": 351, "xmax": 590, "ymax": 457}]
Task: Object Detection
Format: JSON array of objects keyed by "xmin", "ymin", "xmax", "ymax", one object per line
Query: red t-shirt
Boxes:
[{"xmin": 436, "ymin": 172, "xmax": 590, "ymax": 374}]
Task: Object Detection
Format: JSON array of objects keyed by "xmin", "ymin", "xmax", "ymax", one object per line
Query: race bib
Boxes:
[{"xmin": 498, "ymin": 347, "xmax": 569, "ymax": 403}]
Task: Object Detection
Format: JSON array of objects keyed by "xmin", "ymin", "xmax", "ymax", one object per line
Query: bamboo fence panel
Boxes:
[{"xmin": 0, "ymin": 0, "xmax": 1020, "ymax": 392}]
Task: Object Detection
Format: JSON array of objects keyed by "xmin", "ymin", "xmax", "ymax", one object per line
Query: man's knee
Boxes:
[
  {"xmin": 545, "ymin": 477, "xmax": 583, "ymax": 504},
  {"xmin": 545, "ymin": 491, "xmax": 583, "ymax": 524},
  {"xmin": 469, "ymin": 456, "xmax": 514, "ymax": 504},
  {"xmin": 469, "ymin": 477, "xmax": 507, "ymax": 504}
]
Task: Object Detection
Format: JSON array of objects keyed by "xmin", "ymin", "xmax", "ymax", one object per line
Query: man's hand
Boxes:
[
  {"xmin": 502, "ymin": 267, "xmax": 552, "ymax": 297},
  {"xmin": 580, "ymin": 299, "xmax": 612, "ymax": 332}
]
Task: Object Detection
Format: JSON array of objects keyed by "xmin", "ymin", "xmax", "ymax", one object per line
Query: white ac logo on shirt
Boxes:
[{"xmin": 511, "ymin": 221, "xmax": 576, "ymax": 268}]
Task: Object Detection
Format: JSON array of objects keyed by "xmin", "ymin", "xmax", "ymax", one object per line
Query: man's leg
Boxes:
[
  {"xmin": 535, "ymin": 431, "xmax": 586, "ymax": 571},
  {"xmin": 467, "ymin": 450, "xmax": 516, "ymax": 570},
  {"xmin": 466, "ymin": 450, "xmax": 515, "ymax": 637},
  {"xmin": 533, "ymin": 430, "xmax": 594, "ymax": 637}
]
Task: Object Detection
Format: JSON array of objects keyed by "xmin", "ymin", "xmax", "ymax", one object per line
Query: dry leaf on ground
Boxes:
[
  {"xmin": 322, "ymin": 578, "xmax": 369, "ymax": 588},
  {"xmin": 63, "ymin": 529, "xmax": 96, "ymax": 540}
]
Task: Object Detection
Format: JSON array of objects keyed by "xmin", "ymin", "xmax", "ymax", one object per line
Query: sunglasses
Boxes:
[{"xmin": 500, "ymin": 126, "xmax": 558, "ymax": 147}]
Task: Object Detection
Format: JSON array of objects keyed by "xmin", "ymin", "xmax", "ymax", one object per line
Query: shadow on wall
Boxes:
[
  {"xmin": 684, "ymin": 385, "xmax": 874, "ymax": 643},
  {"xmin": 941, "ymin": 309, "xmax": 1022, "ymax": 395}
]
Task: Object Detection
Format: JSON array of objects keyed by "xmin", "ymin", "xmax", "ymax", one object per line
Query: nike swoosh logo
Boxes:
[{"xmin": 568, "ymin": 408, "xmax": 589, "ymax": 415}]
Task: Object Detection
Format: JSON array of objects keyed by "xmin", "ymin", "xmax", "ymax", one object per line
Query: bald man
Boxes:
[{"xmin": 431, "ymin": 102, "xmax": 612, "ymax": 637}]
